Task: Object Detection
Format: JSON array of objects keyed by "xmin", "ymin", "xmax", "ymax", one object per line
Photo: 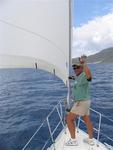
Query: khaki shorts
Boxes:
[{"xmin": 70, "ymin": 100, "xmax": 91, "ymax": 116}]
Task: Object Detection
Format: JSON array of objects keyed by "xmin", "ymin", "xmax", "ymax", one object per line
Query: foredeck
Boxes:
[
  {"xmin": 22, "ymin": 100, "xmax": 113, "ymax": 150},
  {"xmin": 47, "ymin": 127, "xmax": 109, "ymax": 150}
]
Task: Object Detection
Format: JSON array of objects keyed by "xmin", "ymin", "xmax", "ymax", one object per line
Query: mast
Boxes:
[{"xmin": 67, "ymin": 0, "xmax": 72, "ymax": 108}]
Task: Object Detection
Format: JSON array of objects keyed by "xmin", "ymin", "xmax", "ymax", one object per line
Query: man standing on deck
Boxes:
[{"xmin": 66, "ymin": 56, "xmax": 94, "ymax": 146}]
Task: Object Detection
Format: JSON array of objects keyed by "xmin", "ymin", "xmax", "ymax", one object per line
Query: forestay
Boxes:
[{"xmin": 0, "ymin": 0, "xmax": 71, "ymax": 84}]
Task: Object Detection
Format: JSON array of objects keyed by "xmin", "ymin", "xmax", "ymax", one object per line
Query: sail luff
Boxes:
[{"xmin": 67, "ymin": 0, "xmax": 72, "ymax": 107}]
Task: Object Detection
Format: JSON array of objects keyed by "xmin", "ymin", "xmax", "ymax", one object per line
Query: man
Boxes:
[{"xmin": 66, "ymin": 56, "xmax": 94, "ymax": 146}]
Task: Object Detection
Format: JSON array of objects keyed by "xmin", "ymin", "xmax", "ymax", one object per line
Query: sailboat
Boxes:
[{"xmin": 0, "ymin": 0, "xmax": 113, "ymax": 149}]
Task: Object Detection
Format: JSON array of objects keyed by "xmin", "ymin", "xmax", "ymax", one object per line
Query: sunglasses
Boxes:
[{"xmin": 73, "ymin": 67, "xmax": 81, "ymax": 70}]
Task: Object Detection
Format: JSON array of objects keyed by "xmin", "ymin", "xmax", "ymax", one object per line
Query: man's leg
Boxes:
[
  {"xmin": 82, "ymin": 115, "xmax": 93, "ymax": 139},
  {"xmin": 66, "ymin": 112, "xmax": 77, "ymax": 139}
]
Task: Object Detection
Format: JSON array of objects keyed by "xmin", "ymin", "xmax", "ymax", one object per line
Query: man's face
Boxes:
[{"xmin": 73, "ymin": 67, "xmax": 83, "ymax": 76}]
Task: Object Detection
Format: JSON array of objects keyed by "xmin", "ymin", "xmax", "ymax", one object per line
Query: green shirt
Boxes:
[{"xmin": 73, "ymin": 72, "xmax": 90, "ymax": 101}]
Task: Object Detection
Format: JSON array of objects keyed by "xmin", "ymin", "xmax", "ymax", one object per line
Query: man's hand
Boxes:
[
  {"xmin": 79, "ymin": 55, "xmax": 87, "ymax": 65},
  {"xmin": 79, "ymin": 55, "xmax": 92, "ymax": 80},
  {"xmin": 68, "ymin": 76, "xmax": 75, "ymax": 80}
]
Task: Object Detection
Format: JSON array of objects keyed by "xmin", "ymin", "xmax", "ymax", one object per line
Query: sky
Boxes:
[{"xmin": 72, "ymin": 0, "xmax": 113, "ymax": 58}]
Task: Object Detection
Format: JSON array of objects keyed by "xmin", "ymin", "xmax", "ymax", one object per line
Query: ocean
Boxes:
[{"xmin": 0, "ymin": 63, "xmax": 113, "ymax": 150}]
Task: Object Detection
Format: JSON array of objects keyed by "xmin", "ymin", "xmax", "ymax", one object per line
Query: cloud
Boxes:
[{"xmin": 72, "ymin": 12, "xmax": 113, "ymax": 58}]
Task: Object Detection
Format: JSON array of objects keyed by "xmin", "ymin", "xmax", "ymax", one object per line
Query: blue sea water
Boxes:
[{"xmin": 0, "ymin": 63, "xmax": 113, "ymax": 150}]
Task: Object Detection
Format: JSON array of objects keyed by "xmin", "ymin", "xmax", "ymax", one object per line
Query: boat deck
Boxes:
[
  {"xmin": 47, "ymin": 127, "xmax": 108, "ymax": 150},
  {"xmin": 22, "ymin": 100, "xmax": 113, "ymax": 150}
]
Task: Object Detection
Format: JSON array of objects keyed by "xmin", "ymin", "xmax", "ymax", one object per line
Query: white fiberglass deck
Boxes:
[
  {"xmin": 48, "ymin": 127, "xmax": 110, "ymax": 150},
  {"xmin": 22, "ymin": 100, "xmax": 113, "ymax": 150}
]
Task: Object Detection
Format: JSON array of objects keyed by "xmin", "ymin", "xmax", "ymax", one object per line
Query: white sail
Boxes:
[{"xmin": 0, "ymin": 0, "xmax": 71, "ymax": 84}]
